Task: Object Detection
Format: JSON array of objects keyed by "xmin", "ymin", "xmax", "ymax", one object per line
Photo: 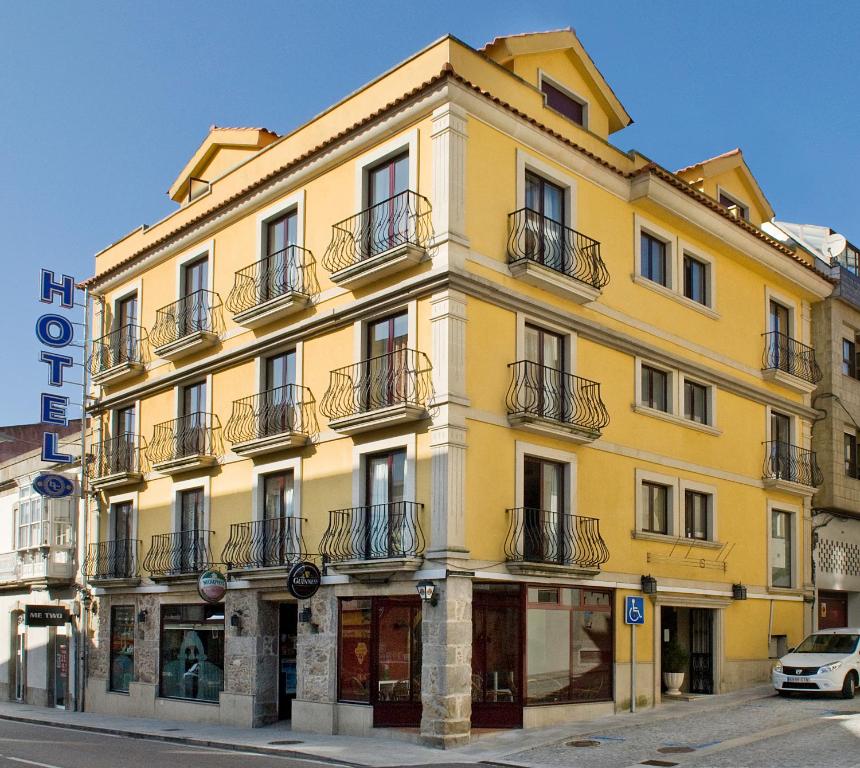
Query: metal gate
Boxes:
[{"xmin": 689, "ymin": 608, "xmax": 713, "ymax": 694}]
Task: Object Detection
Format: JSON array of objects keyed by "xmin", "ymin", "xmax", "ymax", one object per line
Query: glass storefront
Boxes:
[
  {"xmin": 339, "ymin": 598, "xmax": 371, "ymax": 702},
  {"xmin": 159, "ymin": 604, "xmax": 224, "ymax": 702},
  {"xmin": 110, "ymin": 606, "xmax": 135, "ymax": 693}
]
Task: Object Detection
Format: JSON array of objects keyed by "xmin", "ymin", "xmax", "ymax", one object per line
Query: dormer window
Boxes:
[
  {"xmin": 540, "ymin": 76, "xmax": 586, "ymax": 127},
  {"xmin": 718, "ymin": 189, "xmax": 749, "ymax": 222}
]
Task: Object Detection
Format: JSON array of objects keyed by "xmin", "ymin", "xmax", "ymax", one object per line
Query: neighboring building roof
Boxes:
[
  {"xmin": 0, "ymin": 420, "xmax": 81, "ymax": 465},
  {"xmin": 480, "ymin": 28, "xmax": 632, "ymax": 133}
]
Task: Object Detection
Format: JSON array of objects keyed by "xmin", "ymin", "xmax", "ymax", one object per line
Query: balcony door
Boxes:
[
  {"xmin": 182, "ymin": 257, "xmax": 209, "ymax": 335},
  {"xmin": 367, "ymin": 152, "xmax": 408, "ymax": 256},
  {"xmin": 771, "ymin": 411, "xmax": 792, "ymax": 480},
  {"xmin": 181, "ymin": 381, "xmax": 207, "ymax": 457},
  {"xmin": 366, "ymin": 313, "xmax": 408, "ymax": 410},
  {"xmin": 115, "ymin": 293, "xmax": 138, "ymax": 363},
  {"xmin": 264, "ymin": 350, "xmax": 297, "ymax": 436},
  {"xmin": 769, "ymin": 300, "xmax": 791, "ymax": 369},
  {"xmin": 525, "ymin": 172, "xmax": 564, "ymax": 269},
  {"xmin": 112, "ymin": 406, "xmax": 135, "ymax": 474},
  {"xmin": 263, "ymin": 471, "xmax": 295, "ymax": 566},
  {"xmin": 523, "ymin": 457, "xmax": 564, "ymax": 564},
  {"xmin": 365, "ymin": 449, "xmax": 406, "ymax": 559},
  {"xmin": 264, "ymin": 211, "xmax": 299, "ymax": 301},
  {"xmin": 112, "ymin": 501, "xmax": 133, "ymax": 578},
  {"xmin": 179, "ymin": 488, "xmax": 205, "ymax": 573},
  {"xmin": 524, "ymin": 325, "xmax": 564, "ymax": 421}
]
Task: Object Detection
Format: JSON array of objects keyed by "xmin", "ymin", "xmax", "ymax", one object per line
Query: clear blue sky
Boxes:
[{"xmin": 1, "ymin": 0, "xmax": 857, "ymax": 425}]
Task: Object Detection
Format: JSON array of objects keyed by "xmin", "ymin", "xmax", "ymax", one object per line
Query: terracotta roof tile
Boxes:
[{"xmin": 675, "ymin": 147, "xmax": 741, "ymax": 175}]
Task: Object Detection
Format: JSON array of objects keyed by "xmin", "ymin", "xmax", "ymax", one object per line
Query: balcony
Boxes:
[
  {"xmin": 14, "ymin": 549, "xmax": 75, "ymax": 585},
  {"xmin": 226, "ymin": 246, "xmax": 319, "ymax": 328},
  {"xmin": 322, "ymin": 190, "xmax": 432, "ymax": 289},
  {"xmin": 151, "ymin": 289, "xmax": 223, "ymax": 360},
  {"xmin": 762, "ymin": 441, "xmax": 823, "ymax": 495},
  {"xmin": 88, "ymin": 324, "xmax": 148, "ymax": 385},
  {"xmin": 224, "ymin": 385, "xmax": 317, "ymax": 457},
  {"xmin": 505, "ymin": 508, "xmax": 609, "ymax": 578},
  {"xmin": 507, "ymin": 208, "xmax": 609, "ymax": 303},
  {"xmin": 142, "ymin": 530, "xmax": 214, "ymax": 580},
  {"xmin": 506, "ymin": 360, "xmax": 609, "ymax": 443},
  {"xmin": 148, "ymin": 413, "xmax": 222, "ymax": 475},
  {"xmin": 88, "ymin": 434, "xmax": 145, "ymax": 490},
  {"xmin": 83, "ymin": 539, "xmax": 141, "ymax": 586},
  {"xmin": 320, "ymin": 349, "xmax": 432, "ymax": 434},
  {"xmin": 222, "ymin": 517, "xmax": 306, "ymax": 574},
  {"xmin": 320, "ymin": 501, "xmax": 424, "ymax": 580},
  {"xmin": 761, "ymin": 331, "xmax": 822, "ymax": 393}
]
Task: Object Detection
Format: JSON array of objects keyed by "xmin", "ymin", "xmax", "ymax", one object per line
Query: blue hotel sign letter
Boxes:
[{"xmin": 37, "ymin": 269, "xmax": 77, "ymax": 463}]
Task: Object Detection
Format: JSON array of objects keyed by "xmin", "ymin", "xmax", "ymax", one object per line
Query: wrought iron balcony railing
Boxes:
[
  {"xmin": 224, "ymin": 385, "xmax": 318, "ymax": 444},
  {"xmin": 83, "ymin": 539, "xmax": 141, "ymax": 581},
  {"xmin": 320, "ymin": 501, "xmax": 424, "ymax": 562},
  {"xmin": 761, "ymin": 331, "xmax": 822, "ymax": 384},
  {"xmin": 762, "ymin": 441, "xmax": 823, "ymax": 487},
  {"xmin": 320, "ymin": 349, "xmax": 433, "ymax": 422},
  {"xmin": 222, "ymin": 517, "xmax": 306, "ymax": 570},
  {"xmin": 142, "ymin": 530, "xmax": 214, "ymax": 577},
  {"xmin": 225, "ymin": 245, "xmax": 319, "ymax": 315},
  {"xmin": 322, "ymin": 190, "xmax": 433, "ymax": 273},
  {"xmin": 506, "ymin": 360, "xmax": 609, "ymax": 434},
  {"xmin": 505, "ymin": 508, "xmax": 609, "ymax": 569},
  {"xmin": 507, "ymin": 208, "xmax": 609, "ymax": 290},
  {"xmin": 88, "ymin": 324, "xmax": 148, "ymax": 376},
  {"xmin": 147, "ymin": 413, "xmax": 222, "ymax": 464},
  {"xmin": 88, "ymin": 434, "xmax": 146, "ymax": 480},
  {"xmin": 151, "ymin": 289, "xmax": 224, "ymax": 349}
]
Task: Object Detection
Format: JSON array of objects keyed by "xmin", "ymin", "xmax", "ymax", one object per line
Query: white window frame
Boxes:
[
  {"xmin": 634, "ymin": 358, "xmax": 720, "ymax": 435},
  {"xmin": 352, "ymin": 433, "xmax": 417, "ymax": 508},
  {"xmin": 15, "ymin": 482, "xmax": 47, "ymax": 552},
  {"xmin": 515, "ymin": 312, "xmax": 576, "ymax": 374},
  {"xmin": 107, "ymin": 490, "xmax": 139, "ymax": 543},
  {"xmin": 256, "ymin": 341, "xmax": 303, "ymax": 392},
  {"xmin": 634, "ymin": 469, "xmax": 676, "ymax": 537},
  {"xmin": 538, "ymin": 70, "xmax": 589, "ymax": 130},
  {"xmin": 679, "ymin": 372, "xmax": 717, "ymax": 428},
  {"xmin": 354, "ymin": 129, "xmax": 419, "ymax": 210},
  {"xmin": 765, "ymin": 288, "xmax": 799, "ymax": 341},
  {"xmin": 635, "ymin": 357, "xmax": 675, "ymax": 415},
  {"xmin": 352, "ymin": 299, "xmax": 417, "ymax": 362},
  {"xmin": 252, "ymin": 455, "xmax": 302, "ymax": 525},
  {"xmin": 110, "ymin": 278, "xmax": 143, "ymax": 333},
  {"xmin": 716, "ymin": 185, "xmax": 750, "ymax": 221},
  {"xmin": 634, "ymin": 215, "xmax": 675, "ymax": 291},
  {"xmin": 515, "ymin": 148, "xmax": 578, "ymax": 229},
  {"xmin": 679, "ymin": 240, "xmax": 717, "ymax": 313},
  {"xmin": 175, "ymin": 239, "xmax": 215, "ymax": 297},
  {"xmin": 514, "ymin": 440, "xmax": 577, "ymax": 517},
  {"xmin": 764, "ymin": 405, "xmax": 796, "ymax": 446},
  {"xmin": 172, "ymin": 475, "xmax": 211, "ymax": 534},
  {"xmin": 678, "ymin": 478, "xmax": 718, "ymax": 541},
  {"xmin": 767, "ymin": 500, "xmax": 800, "ymax": 591},
  {"xmin": 173, "ymin": 373, "xmax": 214, "ymax": 418},
  {"xmin": 254, "ymin": 190, "xmax": 305, "ymax": 260}
]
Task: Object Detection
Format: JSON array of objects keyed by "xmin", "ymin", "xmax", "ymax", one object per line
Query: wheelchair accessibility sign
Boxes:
[{"xmin": 625, "ymin": 596, "xmax": 645, "ymax": 625}]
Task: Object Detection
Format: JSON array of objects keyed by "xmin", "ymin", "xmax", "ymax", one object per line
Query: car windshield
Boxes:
[{"xmin": 793, "ymin": 634, "xmax": 859, "ymax": 654}]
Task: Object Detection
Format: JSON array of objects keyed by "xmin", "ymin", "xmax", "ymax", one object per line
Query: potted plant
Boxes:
[{"xmin": 662, "ymin": 639, "xmax": 689, "ymax": 695}]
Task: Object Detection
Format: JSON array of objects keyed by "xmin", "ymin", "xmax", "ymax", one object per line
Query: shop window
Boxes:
[
  {"xmin": 110, "ymin": 606, "xmax": 135, "ymax": 693},
  {"xmin": 525, "ymin": 586, "xmax": 612, "ymax": 704},
  {"xmin": 159, "ymin": 604, "xmax": 224, "ymax": 702},
  {"xmin": 338, "ymin": 598, "xmax": 372, "ymax": 703}
]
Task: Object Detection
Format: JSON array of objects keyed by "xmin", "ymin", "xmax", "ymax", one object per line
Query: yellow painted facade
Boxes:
[{"xmin": 83, "ymin": 29, "xmax": 832, "ymax": 743}]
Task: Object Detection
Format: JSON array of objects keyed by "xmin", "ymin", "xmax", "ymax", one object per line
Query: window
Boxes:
[
  {"xmin": 641, "ymin": 365, "xmax": 669, "ymax": 412},
  {"xmin": 540, "ymin": 78, "xmax": 585, "ymax": 126},
  {"xmin": 159, "ymin": 604, "xmax": 224, "ymax": 701},
  {"xmin": 846, "ymin": 433, "xmax": 858, "ymax": 479},
  {"xmin": 179, "ymin": 488, "xmax": 205, "ymax": 573},
  {"xmin": 770, "ymin": 509, "xmax": 793, "ymax": 588},
  {"xmin": 180, "ymin": 381, "xmax": 207, "ymax": 457},
  {"xmin": 718, "ymin": 191, "xmax": 749, "ymax": 221},
  {"xmin": 684, "ymin": 379, "xmax": 709, "ymax": 424},
  {"xmin": 683, "ymin": 254, "xmax": 709, "ymax": 306},
  {"xmin": 115, "ymin": 293, "xmax": 138, "ymax": 363},
  {"xmin": 684, "ymin": 491, "xmax": 710, "ymax": 540},
  {"xmin": 16, "ymin": 486, "xmax": 46, "ymax": 550},
  {"xmin": 111, "ymin": 501, "xmax": 134, "ymax": 579},
  {"xmin": 367, "ymin": 152, "xmax": 409, "ymax": 256},
  {"xmin": 526, "ymin": 586, "xmax": 612, "ymax": 704},
  {"xmin": 641, "ymin": 233, "xmax": 668, "ymax": 286},
  {"xmin": 262, "ymin": 210, "xmax": 299, "ymax": 301},
  {"xmin": 110, "ymin": 606, "xmax": 135, "ymax": 693},
  {"xmin": 523, "ymin": 457, "xmax": 565, "ymax": 562},
  {"xmin": 642, "ymin": 482, "xmax": 669, "ymax": 535},
  {"xmin": 523, "ymin": 324, "xmax": 565, "ymax": 421},
  {"xmin": 844, "ymin": 338, "xmax": 858, "ymax": 378},
  {"xmin": 338, "ymin": 598, "xmax": 371, "ymax": 702}
]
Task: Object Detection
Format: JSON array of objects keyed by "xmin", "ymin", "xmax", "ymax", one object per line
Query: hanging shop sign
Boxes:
[
  {"xmin": 25, "ymin": 605, "xmax": 69, "ymax": 627},
  {"xmin": 197, "ymin": 569, "xmax": 228, "ymax": 604},
  {"xmin": 32, "ymin": 473, "xmax": 75, "ymax": 499},
  {"xmin": 36, "ymin": 269, "xmax": 79, "ymax": 464},
  {"xmin": 287, "ymin": 561, "xmax": 322, "ymax": 600}
]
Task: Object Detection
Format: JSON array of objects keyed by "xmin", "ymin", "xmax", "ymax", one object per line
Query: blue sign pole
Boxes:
[{"xmin": 625, "ymin": 596, "xmax": 645, "ymax": 713}]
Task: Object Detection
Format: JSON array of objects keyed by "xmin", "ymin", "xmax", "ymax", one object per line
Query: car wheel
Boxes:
[{"xmin": 841, "ymin": 673, "xmax": 857, "ymax": 700}]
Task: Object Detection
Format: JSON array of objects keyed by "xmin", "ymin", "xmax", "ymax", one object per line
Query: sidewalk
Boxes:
[{"xmin": 0, "ymin": 685, "xmax": 775, "ymax": 767}]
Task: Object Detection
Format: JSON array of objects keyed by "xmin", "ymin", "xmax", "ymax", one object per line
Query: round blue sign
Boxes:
[{"xmin": 32, "ymin": 473, "xmax": 74, "ymax": 498}]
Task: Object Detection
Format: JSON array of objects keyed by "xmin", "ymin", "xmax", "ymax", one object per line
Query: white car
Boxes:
[{"xmin": 773, "ymin": 628, "xmax": 860, "ymax": 698}]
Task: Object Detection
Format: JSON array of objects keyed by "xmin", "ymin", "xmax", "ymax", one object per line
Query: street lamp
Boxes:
[
  {"xmin": 416, "ymin": 579, "xmax": 438, "ymax": 606},
  {"xmin": 641, "ymin": 575, "xmax": 657, "ymax": 595}
]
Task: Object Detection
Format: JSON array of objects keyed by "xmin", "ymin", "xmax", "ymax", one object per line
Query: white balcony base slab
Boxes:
[
  {"xmin": 87, "ymin": 576, "xmax": 141, "ymax": 588},
  {"xmin": 330, "ymin": 243, "xmax": 425, "ymax": 289},
  {"xmin": 762, "ymin": 477, "xmax": 816, "ymax": 497},
  {"xmin": 329, "ymin": 403, "xmax": 427, "ymax": 435},
  {"xmin": 762, "ymin": 368, "xmax": 817, "ymax": 394},
  {"xmin": 90, "ymin": 471, "xmax": 143, "ymax": 491},
  {"xmin": 230, "ymin": 432, "xmax": 309, "ymax": 457},
  {"xmin": 152, "ymin": 454, "xmax": 217, "ymax": 476},
  {"xmin": 507, "ymin": 560, "xmax": 600, "ymax": 579},
  {"xmin": 154, "ymin": 331, "xmax": 218, "ymax": 361},
  {"xmin": 508, "ymin": 413, "xmax": 600, "ymax": 444},
  {"xmin": 91, "ymin": 361, "xmax": 145, "ymax": 386},
  {"xmin": 509, "ymin": 259, "xmax": 601, "ymax": 304},
  {"xmin": 232, "ymin": 292, "xmax": 310, "ymax": 329},
  {"xmin": 329, "ymin": 557, "xmax": 422, "ymax": 581}
]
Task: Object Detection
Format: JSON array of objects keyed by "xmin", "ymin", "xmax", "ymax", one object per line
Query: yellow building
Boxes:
[{"xmin": 81, "ymin": 29, "xmax": 832, "ymax": 745}]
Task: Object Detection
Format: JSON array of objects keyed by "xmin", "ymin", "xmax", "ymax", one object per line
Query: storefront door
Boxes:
[
  {"xmin": 278, "ymin": 603, "xmax": 298, "ymax": 719},
  {"xmin": 14, "ymin": 617, "xmax": 24, "ymax": 702},
  {"xmin": 372, "ymin": 597, "xmax": 422, "ymax": 727},
  {"xmin": 820, "ymin": 591, "xmax": 849, "ymax": 629},
  {"xmin": 471, "ymin": 584, "xmax": 523, "ymax": 728},
  {"xmin": 54, "ymin": 633, "xmax": 69, "ymax": 709}
]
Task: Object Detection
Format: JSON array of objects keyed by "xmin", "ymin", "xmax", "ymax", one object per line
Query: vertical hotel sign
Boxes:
[{"xmin": 36, "ymin": 269, "xmax": 78, "ymax": 463}]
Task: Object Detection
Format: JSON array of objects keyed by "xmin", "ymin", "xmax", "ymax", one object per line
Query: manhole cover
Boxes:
[
  {"xmin": 658, "ymin": 747, "xmax": 695, "ymax": 754},
  {"xmin": 268, "ymin": 740, "xmax": 303, "ymax": 745},
  {"xmin": 567, "ymin": 739, "xmax": 601, "ymax": 747},
  {"xmin": 641, "ymin": 761, "xmax": 678, "ymax": 767}
]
